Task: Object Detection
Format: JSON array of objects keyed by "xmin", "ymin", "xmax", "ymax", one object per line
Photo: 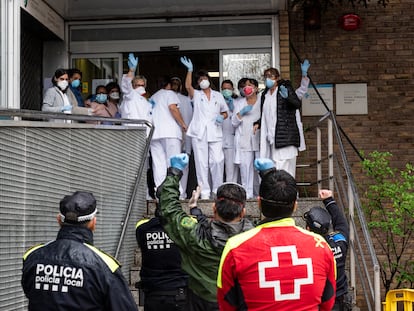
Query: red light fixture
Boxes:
[{"xmin": 339, "ymin": 14, "xmax": 361, "ymax": 31}]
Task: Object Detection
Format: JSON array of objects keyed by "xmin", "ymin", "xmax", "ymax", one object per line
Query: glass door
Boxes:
[
  {"xmin": 220, "ymin": 49, "xmax": 272, "ymax": 92},
  {"xmin": 70, "ymin": 53, "xmax": 123, "ymax": 99}
]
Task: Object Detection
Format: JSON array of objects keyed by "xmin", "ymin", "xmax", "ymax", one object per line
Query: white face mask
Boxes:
[
  {"xmin": 109, "ymin": 92, "xmax": 120, "ymax": 100},
  {"xmin": 136, "ymin": 86, "xmax": 146, "ymax": 96},
  {"xmin": 199, "ymin": 79, "xmax": 210, "ymax": 90},
  {"xmin": 57, "ymin": 80, "xmax": 69, "ymax": 90}
]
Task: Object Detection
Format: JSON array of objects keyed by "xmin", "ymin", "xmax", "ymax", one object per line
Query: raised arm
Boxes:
[{"xmin": 180, "ymin": 56, "xmax": 195, "ymax": 99}]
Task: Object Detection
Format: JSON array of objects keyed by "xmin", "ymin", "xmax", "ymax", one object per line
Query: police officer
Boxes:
[
  {"xmin": 304, "ymin": 189, "xmax": 350, "ymax": 311},
  {"xmin": 136, "ymin": 206, "xmax": 188, "ymax": 311},
  {"xmin": 21, "ymin": 191, "xmax": 138, "ymax": 311}
]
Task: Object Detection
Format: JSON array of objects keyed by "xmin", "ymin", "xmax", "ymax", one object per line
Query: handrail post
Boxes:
[
  {"xmin": 328, "ymin": 118, "xmax": 334, "ymax": 191},
  {"xmin": 348, "ymin": 182, "xmax": 356, "ymax": 305},
  {"xmin": 317, "ymin": 127, "xmax": 322, "ymax": 192}
]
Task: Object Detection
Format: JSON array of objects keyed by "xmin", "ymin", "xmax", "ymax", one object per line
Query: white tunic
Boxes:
[
  {"xmin": 186, "ymin": 89, "xmax": 228, "ymax": 142},
  {"xmin": 150, "ymin": 89, "xmax": 182, "ymax": 140}
]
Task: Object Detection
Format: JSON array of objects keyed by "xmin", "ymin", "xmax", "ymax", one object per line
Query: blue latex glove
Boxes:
[
  {"xmin": 279, "ymin": 85, "xmax": 288, "ymax": 98},
  {"xmin": 239, "ymin": 105, "xmax": 253, "ymax": 116},
  {"xmin": 180, "ymin": 56, "xmax": 193, "ymax": 72},
  {"xmin": 149, "ymin": 98, "xmax": 156, "ymax": 108},
  {"xmin": 61, "ymin": 105, "xmax": 72, "ymax": 112},
  {"xmin": 170, "ymin": 153, "xmax": 189, "ymax": 171},
  {"xmin": 254, "ymin": 158, "xmax": 275, "ymax": 172},
  {"xmin": 215, "ymin": 115, "xmax": 224, "ymax": 125},
  {"xmin": 301, "ymin": 59, "xmax": 310, "ymax": 77},
  {"xmin": 128, "ymin": 53, "xmax": 138, "ymax": 70}
]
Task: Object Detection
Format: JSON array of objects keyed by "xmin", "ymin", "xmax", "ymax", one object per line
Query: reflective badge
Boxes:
[{"xmin": 180, "ymin": 217, "xmax": 197, "ymax": 229}]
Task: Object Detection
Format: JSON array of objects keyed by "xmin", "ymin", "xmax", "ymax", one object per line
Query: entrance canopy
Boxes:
[{"xmin": 43, "ymin": 0, "xmax": 286, "ymax": 20}]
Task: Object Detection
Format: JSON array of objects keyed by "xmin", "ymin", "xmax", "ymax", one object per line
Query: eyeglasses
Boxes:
[
  {"xmin": 264, "ymin": 74, "xmax": 277, "ymax": 79},
  {"xmin": 134, "ymin": 84, "xmax": 145, "ymax": 87}
]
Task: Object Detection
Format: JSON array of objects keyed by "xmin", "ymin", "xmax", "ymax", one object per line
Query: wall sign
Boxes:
[
  {"xmin": 336, "ymin": 83, "xmax": 368, "ymax": 115},
  {"xmin": 302, "ymin": 84, "xmax": 334, "ymax": 116}
]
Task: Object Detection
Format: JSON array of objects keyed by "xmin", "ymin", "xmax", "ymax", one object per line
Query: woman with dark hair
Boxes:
[{"xmin": 42, "ymin": 68, "xmax": 72, "ymax": 113}]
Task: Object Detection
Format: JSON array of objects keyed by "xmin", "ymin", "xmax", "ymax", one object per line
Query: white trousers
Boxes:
[
  {"xmin": 150, "ymin": 138, "xmax": 184, "ymax": 195},
  {"xmin": 192, "ymin": 137, "xmax": 224, "ymax": 199},
  {"xmin": 273, "ymin": 157, "xmax": 297, "ymax": 178},
  {"xmin": 239, "ymin": 150, "xmax": 260, "ymax": 199},
  {"xmin": 223, "ymin": 147, "xmax": 239, "ymax": 183}
]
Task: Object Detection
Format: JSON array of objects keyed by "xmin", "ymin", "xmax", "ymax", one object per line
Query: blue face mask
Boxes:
[
  {"xmin": 96, "ymin": 93, "xmax": 107, "ymax": 103},
  {"xmin": 71, "ymin": 79, "xmax": 81, "ymax": 88},
  {"xmin": 265, "ymin": 78, "xmax": 276, "ymax": 89},
  {"xmin": 221, "ymin": 89, "xmax": 233, "ymax": 99}
]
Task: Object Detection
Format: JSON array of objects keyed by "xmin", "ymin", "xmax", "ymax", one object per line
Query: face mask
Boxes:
[
  {"xmin": 71, "ymin": 79, "xmax": 81, "ymax": 88},
  {"xmin": 265, "ymin": 78, "xmax": 276, "ymax": 89},
  {"xmin": 136, "ymin": 86, "xmax": 146, "ymax": 96},
  {"xmin": 96, "ymin": 93, "xmax": 107, "ymax": 103},
  {"xmin": 243, "ymin": 86, "xmax": 255, "ymax": 97},
  {"xmin": 221, "ymin": 89, "xmax": 233, "ymax": 99},
  {"xmin": 239, "ymin": 87, "xmax": 246, "ymax": 97},
  {"xmin": 199, "ymin": 79, "xmax": 210, "ymax": 90},
  {"xmin": 109, "ymin": 92, "xmax": 120, "ymax": 100},
  {"xmin": 57, "ymin": 80, "xmax": 68, "ymax": 90}
]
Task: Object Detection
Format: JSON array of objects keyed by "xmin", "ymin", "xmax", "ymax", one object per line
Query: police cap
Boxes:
[
  {"xmin": 59, "ymin": 191, "xmax": 97, "ymax": 224},
  {"xmin": 304, "ymin": 206, "xmax": 332, "ymax": 235}
]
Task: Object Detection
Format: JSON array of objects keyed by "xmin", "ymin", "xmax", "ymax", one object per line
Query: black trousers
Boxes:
[
  {"xmin": 187, "ymin": 288, "xmax": 219, "ymax": 311},
  {"xmin": 144, "ymin": 288, "xmax": 188, "ymax": 311}
]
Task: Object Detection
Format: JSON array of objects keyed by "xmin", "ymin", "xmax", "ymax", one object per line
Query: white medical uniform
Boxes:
[
  {"xmin": 187, "ymin": 89, "xmax": 228, "ymax": 199},
  {"xmin": 232, "ymin": 96, "xmax": 261, "ymax": 199},
  {"xmin": 150, "ymin": 89, "xmax": 183, "ymax": 192},
  {"xmin": 176, "ymin": 92, "xmax": 193, "ymax": 198},
  {"xmin": 222, "ymin": 98, "xmax": 239, "ymax": 183},
  {"xmin": 259, "ymin": 77, "xmax": 308, "ymax": 178}
]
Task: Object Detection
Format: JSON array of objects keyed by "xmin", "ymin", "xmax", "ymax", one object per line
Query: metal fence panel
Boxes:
[{"xmin": 0, "ymin": 120, "xmax": 149, "ymax": 310}]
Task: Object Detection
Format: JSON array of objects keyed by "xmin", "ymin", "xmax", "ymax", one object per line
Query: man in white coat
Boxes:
[{"xmin": 180, "ymin": 56, "xmax": 228, "ymax": 200}]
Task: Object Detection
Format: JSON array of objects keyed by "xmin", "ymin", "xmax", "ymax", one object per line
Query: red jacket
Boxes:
[{"xmin": 217, "ymin": 218, "xmax": 336, "ymax": 311}]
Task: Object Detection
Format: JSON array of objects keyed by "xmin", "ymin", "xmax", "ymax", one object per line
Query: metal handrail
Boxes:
[{"xmin": 312, "ymin": 111, "xmax": 381, "ymax": 311}]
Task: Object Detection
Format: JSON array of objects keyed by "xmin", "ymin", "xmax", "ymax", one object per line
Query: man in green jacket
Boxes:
[{"xmin": 157, "ymin": 153, "xmax": 253, "ymax": 311}]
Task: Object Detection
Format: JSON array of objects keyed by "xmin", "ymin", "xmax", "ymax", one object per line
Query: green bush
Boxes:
[{"xmin": 361, "ymin": 151, "xmax": 414, "ymax": 292}]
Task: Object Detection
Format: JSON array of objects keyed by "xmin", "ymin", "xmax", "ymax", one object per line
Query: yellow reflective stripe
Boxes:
[
  {"xmin": 217, "ymin": 227, "xmax": 262, "ymax": 288},
  {"xmin": 136, "ymin": 218, "xmax": 150, "ymax": 229},
  {"xmin": 84, "ymin": 244, "xmax": 120, "ymax": 273},
  {"xmin": 23, "ymin": 244, "xmax": 44, "ymax": 261}
]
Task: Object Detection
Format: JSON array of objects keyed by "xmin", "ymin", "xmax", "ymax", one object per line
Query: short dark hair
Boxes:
[
  {"xmin": 51, "ymin": 68, "xmax": 68, "ymax": 86},
  {"xmin": 105, "ymin": 82, "xmax": 120, "ymax": 94},
  {"xmin": 259, "ymin": 170, "xmax": 297, "ymax": 219},
  {"xmin": 246, "ymin": 78, "xmax": 259, "ymax": 87},
  {"xmin": 237, "ymin": 77, "xmax": 248, "ymax": 89},
  {"xmin": 67, "ymin": 68, "xmax": 82, "ymax": 79},
  {"xmin": 215, "ymin": 183, "xmax": 246, "ymax": 222},
  {"xmin": 221, "ymin": 79, "xmax": 234, "ymax": 88},
  {"xmin": 195, "ymin": 70, "xmax": 210, "ymax": 84}
]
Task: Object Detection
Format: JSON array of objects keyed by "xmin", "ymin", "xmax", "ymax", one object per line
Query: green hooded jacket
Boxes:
[{"xmin": 159, "ymin": 173, "xmax": 253, "ymax": 302}]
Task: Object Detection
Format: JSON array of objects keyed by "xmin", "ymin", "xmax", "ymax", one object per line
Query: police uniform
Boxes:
[
  {"xmin": 323, "ymin": 197, "xmax": 350, "ymax": 311},
  {"xmin": 21, "ymin": 191, "xmax": 137, "ymax": 311},
  {"xmin": 136, "ymin": 216, "xmax": 188, "ymax": 311}
]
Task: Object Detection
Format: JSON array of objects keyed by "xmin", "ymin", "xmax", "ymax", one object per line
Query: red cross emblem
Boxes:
[{"xmin": 258, "ymin": 245, "xmax": 313, "ymax": 301}]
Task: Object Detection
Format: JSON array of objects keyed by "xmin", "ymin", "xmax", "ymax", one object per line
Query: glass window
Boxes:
[
  {"xmin": 222, "ymin": 51, "xmax": 272, "ymax": 91},
  {"xmin": 71, "ymin": 54, "xmax": 122, "ymax": 99}
]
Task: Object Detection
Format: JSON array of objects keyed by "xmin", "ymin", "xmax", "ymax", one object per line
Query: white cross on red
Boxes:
[{"xmin": 258, "ymin": 245, "xmax": 313, "ymax": 301}]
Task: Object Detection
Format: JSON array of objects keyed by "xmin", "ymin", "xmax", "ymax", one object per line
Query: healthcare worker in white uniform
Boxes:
[
  {"xmin": 221, "ymin": 79, "xmax": 239, "ymax": 183},
  {"xmin": 120, "ymin": 53, "xmax": 152, "ymax": 129},
  {"xmin": 170, "ymin": 76, "xmax": 193, "ymax": 199},
  {"xmin": 232, "ymin": 78, "xmax": 261, "ymax": 199},
  {"xmin": 258, "ymin": 60, "xmax": 310, "ymax": 178},
  {"xmin": 180, "ymin": 56, "xmax": 228, "ymax": 200},
  {"xmin": 150, "ymin": 76, "xmax": 188, "ymax": 197}
]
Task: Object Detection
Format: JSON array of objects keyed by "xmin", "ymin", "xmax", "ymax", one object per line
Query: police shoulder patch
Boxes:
[{"xmin": 180, "ymin": 216, "xmax": 197, "ymax": 229}]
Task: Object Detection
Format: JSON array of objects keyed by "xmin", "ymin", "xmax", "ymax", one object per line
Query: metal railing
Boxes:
[{"xmin": 310, "ymin": 110, "xmax": 381, "ymax": 311}]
